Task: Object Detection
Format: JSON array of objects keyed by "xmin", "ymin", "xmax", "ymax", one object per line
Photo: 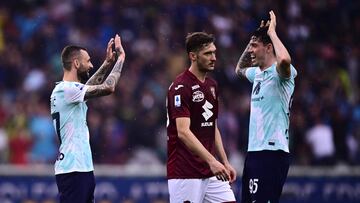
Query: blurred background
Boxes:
[{"xmin": 0, "ymin": 0, "xmax": 359, "ymax": 203}]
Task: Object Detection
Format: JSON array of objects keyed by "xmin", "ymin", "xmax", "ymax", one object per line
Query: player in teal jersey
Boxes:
[
  {"xmin": 235, "ymin": 11, "xmax": 297, "ymax": 203},
  {"xmin": 50, "ymin": 34, "xmax": 125, "ymax": 203}
]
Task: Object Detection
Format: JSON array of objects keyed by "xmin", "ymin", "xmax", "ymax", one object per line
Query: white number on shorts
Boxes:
[{"xmin": 249, "ymin": 178, "xmax": 259, "ymax": 194}]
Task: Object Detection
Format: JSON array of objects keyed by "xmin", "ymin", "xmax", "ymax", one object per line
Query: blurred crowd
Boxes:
[{"xmin": 0, "ymin": 0, "xmax": 359, "ymax": 169}]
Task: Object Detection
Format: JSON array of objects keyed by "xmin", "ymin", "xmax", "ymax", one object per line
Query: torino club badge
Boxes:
[{"xmin": 210, "ymin": 87, "xmax": 216, "ymax": 99}]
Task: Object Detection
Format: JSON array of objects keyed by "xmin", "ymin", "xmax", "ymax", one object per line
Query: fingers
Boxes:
[
  {"xmin": 260, "ymin": 20, "xmax": 264, "ymax": 28},
  {"xmin": 269, "ymin": 10, "xmax": 276, "ymax": 20},
  {"xmin": 265, "ymin": 20, "xmax": 270, "ymax": 27},
  {"xmin": 215, "ymin": 169, "xmax": 230, "ymax": 182},
  {"xmin": 114, "ymin": 34, "xmax": 121, "ymax": 51},
  {"xmin": 269, "ymin": 10, "xmax": 276, "ymax": 25}
]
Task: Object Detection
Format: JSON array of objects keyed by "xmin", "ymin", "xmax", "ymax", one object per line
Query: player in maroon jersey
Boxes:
[{"xmin": 166, "ymin": 32, "xmax": 236, "ymax": 202}]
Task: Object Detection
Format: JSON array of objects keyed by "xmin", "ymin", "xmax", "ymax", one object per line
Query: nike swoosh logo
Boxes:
[{"xmin": 174, "ymin": 85, "xmax": 184, "ymax": 90}]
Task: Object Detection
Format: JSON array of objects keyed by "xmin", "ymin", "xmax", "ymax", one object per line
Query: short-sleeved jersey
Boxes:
[
  {"xmin": 50, "ymin": 81, "xmax": 93, "ymax": 175},
  {"xmin": 245, "ymin": 63, "xmax": 297, "ymax": 153},
  {"xmin": 167, "ymin": 69, "xmax": 218, "ymax": 179}
]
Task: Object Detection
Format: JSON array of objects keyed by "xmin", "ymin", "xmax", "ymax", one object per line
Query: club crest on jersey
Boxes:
[
  {"xmin": 192, "ymin": 90, "xmax": 204, "ymax": 102},
  {"xmin": 210, "ymin": 87, "xmax": 216, "ymax": 99},
  {"xmin": 174, "ymin": 95, "xmax": 181, "ymax": 107}
]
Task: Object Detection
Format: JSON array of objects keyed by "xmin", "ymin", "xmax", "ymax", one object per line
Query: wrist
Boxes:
[{"xmin": 267, "ymin": 30, "xmax": 277, "ymax": 38}]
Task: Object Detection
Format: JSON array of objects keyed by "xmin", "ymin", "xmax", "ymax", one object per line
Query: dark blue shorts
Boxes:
[
  {"xmin": 241, "ymin": 150, "xmax": 290, "ymax": 203},
  {"xmin": 55, "ymin": 171, "xmax": 95, "ymax": 203}
]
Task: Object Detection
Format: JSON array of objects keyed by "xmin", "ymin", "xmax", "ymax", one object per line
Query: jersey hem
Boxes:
[{"xmin": 55, "ymin": 168, "xmax": 94, "ymax": 175}]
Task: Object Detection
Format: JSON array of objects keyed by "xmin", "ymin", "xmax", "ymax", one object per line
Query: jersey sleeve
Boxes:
[
  {"xmin": 64, "ymin": 83, "xmax": 89, "ymax": 104},
  {"xmin": 290, "ymin": 64, "xmax": 297, "ymax": 78},
  {"xmin": 168, "ymin": 83, "xmax": 191, "ymax": 119},
  {"xmin": 245, "ymin": 67, "xmax": 256, "ymax": 83}
]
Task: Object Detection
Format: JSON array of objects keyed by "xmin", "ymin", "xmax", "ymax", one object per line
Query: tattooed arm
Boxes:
[
  {"xmin": 86, "ymin": 38, "xmax": 117, "ymax": 85},
  {"xmin": 235, "ymin": 42, "xmax": 252, "ymax": 78},
  {"xmin": 84, "ymin": 34, "xmax": 126, "ymax": 100}
]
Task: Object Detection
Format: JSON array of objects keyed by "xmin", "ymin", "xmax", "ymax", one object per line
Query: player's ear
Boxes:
[
  {"xmin": 74, "ymin": 59, "xmax": 80, "ymax": 69},
  {"xmin": 189, "ymin": 52, "xmax": 197, "ymax": 61}
]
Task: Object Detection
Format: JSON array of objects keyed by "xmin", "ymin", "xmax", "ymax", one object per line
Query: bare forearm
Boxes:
[
  {"xmin": 214, "ymin": 127, "xmax": 229, "ymax": 165},
  {"xmin": 178, "ymin": 129, "xmax": 216, "ymax": 164},
  {"xmin": 86, "ymin": 61, "xmax": 112, "ymax": 85},
  {"xmin": 235, "ymin": 43, "xmax": 252, "ymax": 77},
  {"xmin": 84, "ymin": 58, "xmax": 124, "ymax": 99},
  {"xmin": 268, "ymin": 32, "xmax": 291, "ymax": 77}
]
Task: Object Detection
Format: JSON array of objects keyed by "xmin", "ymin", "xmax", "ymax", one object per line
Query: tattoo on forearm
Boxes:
[
  {"xmin": 85, "ymin": 58, "xmax": 124, "ymax": 100},
  {"xmin": 236, "ymin": 43, "xmax": 252, "ymax": 77},
  {"xmin": 86, "ymin": 62, "xmax": 111, "ymax": 85}
]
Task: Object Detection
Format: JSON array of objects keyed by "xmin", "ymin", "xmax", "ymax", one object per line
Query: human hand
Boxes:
[
  {"xmin": 209, "ymin": 159, "xmax": 230, "ymax": 182},
  {"xmin": 114, "ymin": 34, "xmax": 125, "ymax": 61},
  {"xmin": 105, "ymin": 37, "xmax": 116, "ymax": 64},
  {"xmin": 224, "ymin": 162, "xmax": 237, "ymax": 183},
  {"xmin": 267, "ymin": 10, "xmax": 277, "ymax": 36}
]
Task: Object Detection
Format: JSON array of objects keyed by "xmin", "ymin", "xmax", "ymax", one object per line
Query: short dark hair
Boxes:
[
  {"xmin": 185, "ymin": 32, "xmax": 215, "ymax": 54},
  {"xmin": 61, "ymin": 45, "xmax": 87, "ymax": 70},
  {"xmin": 252, "ymin": 26, "xmax": 273, "ymax": 46}
]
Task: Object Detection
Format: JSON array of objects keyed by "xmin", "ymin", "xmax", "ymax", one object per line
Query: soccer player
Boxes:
[
  {"xmin": 166, "ymin": 32, "xmax": 236, "ymax": 202},
  {"xmin": 50, "ymin": 34, "xmax": 125, "ymax": 203},
  {"xmin": 235, "ymin": 11, "xmax": 297, "ymax": 203}
]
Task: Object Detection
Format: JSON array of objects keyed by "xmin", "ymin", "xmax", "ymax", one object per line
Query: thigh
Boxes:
[
  {"xmin": 168, "ymin": 179, "xmax": 207, "ymax": 203},
  {"xmin": 56, "ymin": 171, "xmax": 95, "ymax": 203},
  {"xmin": 240, "ymin": 155, "xmax": 251, "ymax": 203},
  {"xmin": 203, "ymin": 176, "xmax": 236, "ymax": 203}
]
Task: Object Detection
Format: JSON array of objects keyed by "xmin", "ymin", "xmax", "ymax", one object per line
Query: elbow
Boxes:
[
  {"xmin": 107, "ymin": 86, "xmax": 115, "ymax": 94},
  {"xmin": 103, "ymin": 86, "xmax": 115, "ymax": 95},
  {"xmin": 235, "ymin": 66, "xmax": 240, "ymax": 74},
  {"xmin": 177, "ymin": 128, "xmax": 189, "ymax": 141},
  {"xmin": 177, "ymin": 130, "xmax": 186, "ymax": 140},
  {"xmin": 279, "ymin": 57, "xmax": 291, "ymax": 67}
]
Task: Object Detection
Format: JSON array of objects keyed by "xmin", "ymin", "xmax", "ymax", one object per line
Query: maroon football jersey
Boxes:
[{"xmin": 167, "ymin": 69, "xmax": 219, "ymax": 179}]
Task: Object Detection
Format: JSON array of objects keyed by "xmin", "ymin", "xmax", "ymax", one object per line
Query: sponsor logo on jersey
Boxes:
[
  {"xmin": 174, "ymin": 95, "xmax": 181, "ymax": 107},
  {"xmin": 174, "ymin": 84, "xmax": 184, "ymax": 90},
  {"xmin": 191, "ymin": 84, "xmax": 200, "ymax": 90},
  {"xmin": 210, "ymin": 87, "xmax": 216, "ymax": 99},
  {"xmin": 192, "ymin": 90, "xmax": 204, "ymax": 102},
  {"xmin": 253, "ymin": 82, "xmax": 261, "ymax": 95},
  {"xmin": 201, "ymin": 122, "xmax": 213, "ymax": 127}
]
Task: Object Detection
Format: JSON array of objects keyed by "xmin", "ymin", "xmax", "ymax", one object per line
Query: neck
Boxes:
[
  {"xmin": 260, "ymin": 56, "xmax": 276, "ymax": 71},
  {"xmin": 63, "ymin": 70, "xmax": 80, "ymax": 82},
  {"xmin": 189, "ymin": 65, "xmax": 207, "ymax": 82}
]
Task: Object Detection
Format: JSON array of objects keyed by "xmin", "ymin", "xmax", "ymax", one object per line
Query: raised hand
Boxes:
[
  {"xmin": 267, "ymin": 10, "xmax": 277, "ymax": 35},
  {"xmin": 114, "ymin": 34, "xmax": 125, "ymax": 61},
  {"xmin": 105, "ymin": 38, "xmax": 116, "ymax": 64}
]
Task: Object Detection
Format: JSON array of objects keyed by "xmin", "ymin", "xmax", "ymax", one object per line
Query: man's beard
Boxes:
[
  {"xmin": 77, "ymin": 69, "xmax": 90, "ymax": 84},
  {"xmin": 198, "ymin": 62, "xmax": 214, "ymax": 73}
]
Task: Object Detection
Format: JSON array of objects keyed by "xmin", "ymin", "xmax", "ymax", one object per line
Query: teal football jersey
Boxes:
[
  {"xmin": 245, "ymin": 63, "xmax": 297, "ymax": 152},
  {"xmin": 50, "ymin": 81, "xmax": 93, "ymax": 174}
]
